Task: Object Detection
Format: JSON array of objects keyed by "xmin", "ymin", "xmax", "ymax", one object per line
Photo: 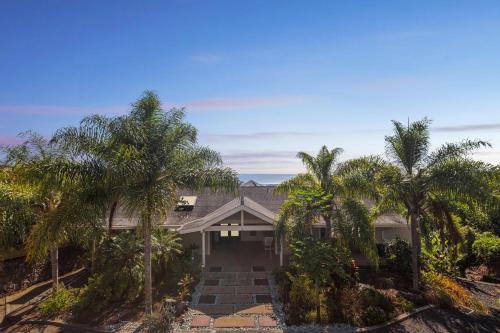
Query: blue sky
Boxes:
[{"xmin": 1, "ymin": 1, "xmax": 500, "ymax": 173}]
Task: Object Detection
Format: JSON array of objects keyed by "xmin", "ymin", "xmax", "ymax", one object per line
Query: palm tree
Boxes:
[
  {"xmin": 275, "ymin": 146, "xmax": 379, "ymax": 264},
  {"xmin": 2, "ymin": 133, "xmax": 105, "ymax": 293},
  {"xmin": 351, "ymin": 118, "xmax": 493, "ymax": 289},
  {"xmin": 56, "ymin": 91, "xmax": 239, "ymax": 315},
  {"xmin": 276, "ymin": 147, "xmax": 342, "ymax": 239}
]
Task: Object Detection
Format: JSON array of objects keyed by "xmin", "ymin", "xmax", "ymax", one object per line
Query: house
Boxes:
[{"xmin": 110, "ymin": 180, "xmax": 411, "ymax": 269}]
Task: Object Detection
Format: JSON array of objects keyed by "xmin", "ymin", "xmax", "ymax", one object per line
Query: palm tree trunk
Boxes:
[
  {"xmin": 315, "ymin": 279, "xmax": 321, "ymax": 323},
  {"xmin": 108, "ymin": 201, "xmax": 118, "ymax": 235},
  {"xmin": 90, "ymin": 239, "xmax": 96, "ymax": 274},
  {"xmin": 410, "ymin": 212, "xmax": 420, "ymax": 290},
  {"xmin": 324, "ymin": 215, "xmax": 332, "ymax": 241},
  {"xmin": 50, "ymin": 245, "xmax": 59, "ymax": 294},
  {"xmin": 144, "ymin": 212, "xmax": 153, "ymax": 315}
]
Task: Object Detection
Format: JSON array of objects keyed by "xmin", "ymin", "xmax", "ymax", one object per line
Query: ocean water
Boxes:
[{"xmin": 239, "ymin": 174, "xmax": 296, "ymax": 185}]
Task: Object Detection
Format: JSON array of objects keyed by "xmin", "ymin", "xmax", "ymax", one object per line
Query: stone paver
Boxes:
[
  {"xmin": 202, "ymin": 286, "xmax": 235, "ymax": 294},
  {"xmin": 218, "ymin": 294, "xmax": 253, "ymax": 304},
  {"xmin": 193, "ymin": 304, "xmax": 234, "ymax": 315},
  {"xmin": 255, "ymin": 294, "xmax": 272, "ymax": 303},
  {"xmin": 258, "ymin": 315, "xmax": 277, "ymax": 327},
  {"xmin": 235, "ymin": 303, "xmax": 274, "ymax": 315},
  {"xmin": 214, "ymin": 316, "xmax": 255, "ymax": 328},
  {"xmin": 198, "ymin": 295, "xmax": 216, "ymax": 304},
  {"xmin": 252, "ymin": 266, "xmax": 266, "ymax": 272},
  {"xmin": 254, "ymin": 278, "xmax": 269, "ymax": 286},
  {"xmin": 204, "ymin": 279, "xmax": 219, "ymax": 286},
  {"xmin": 209, "ymin": 266, "xmax": 222, "ymax": 272},
  {"xmin": 236, "ymin": 285, "xmax": 270, "ymax": 294},
  {"xmin": 190, "ymin": 315, "xmax": 211, "ymax": 327}
]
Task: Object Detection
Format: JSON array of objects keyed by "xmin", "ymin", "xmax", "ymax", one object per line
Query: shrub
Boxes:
[
  {"xmin": 38, "ymin": 284, "xmax": 79, "ymax": 318},
  {"xmin": 385, "ymin": 238, "xmax": 411, "ymax": 276},
  {"xmin": 273, "ymin": 267, "xmax": 292, "ymax": 303},
  {"xmin": 285, "ymin": 273, "xmax": 315, "ymax": 325},
  {"xmin": 422, "ymin": 271, "xmax": 486, "ymax": 312},
  {"xmin": 333, "ymin": 286, "xmax": 395, "ymax": 327},
  {"xmin": 422, "ymin": 233, "xmax": 462, "ymax": 276},
  {"xmin": 143, "ymin": 299, "xmax": 175, "ymax": 333},
  {"xmin": 472, "ymin": 232, "xmax": 500, "ymax": 275},
  {"xmin": 177, "ymin": 274, "xmax": 194, "ymax": 302},
  {"xmin": 75, "ymin": 232, "xmax": 144, "ymax": 312}
]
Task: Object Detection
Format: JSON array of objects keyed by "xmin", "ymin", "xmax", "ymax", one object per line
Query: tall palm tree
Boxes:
[
  {"xmin": 55, "ymin": 91, "xmax": 239, "ymax": 315},
  {"xmin": 2, "ymin": 133, "xmax": 104, "ymax": 293},
  {"xmin": 275, "ymin": 146, "xmax": 343, "ymax": 239},
  {"xmin": 351, "ymin": 118, "xmax": 493, "ymax": 289},
  {"xmin": 275, "ymin": 146, "xmax": 379, "ymax": 264}
]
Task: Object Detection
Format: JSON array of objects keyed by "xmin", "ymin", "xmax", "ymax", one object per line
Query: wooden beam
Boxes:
[{"xmin": 205, "ymin": 225, "xmax": 274, "ymax": 232}]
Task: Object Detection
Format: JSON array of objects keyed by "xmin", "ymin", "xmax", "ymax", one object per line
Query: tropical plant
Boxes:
[
  {"xmin": 76, "ymin": 231, "xmax": 144, "ymax": 312},
  {"xmin": 289, "ymin": 236, "xmax": 351, "ymax": 323},
  {"xmin": 151, "ymin": 228, "xmax": 183, "ymax": 288},
  {"xmin": 275, "ymin": 147, "xmax": 379, "ymax": 264},
  {"xmin": 385, "ymin": 237, "xmax": 411, "ymax": 276},
  {"xmin": 472, "ymin": 232, "xmax": 500, "ymax": 274},
  {"xmin": 55, "ymin": 91, "xmax": 240, "ymax": 314},
  {"xmin": 0, "ymin": 166, "xmax": 37, "ymax": 250},
  {"xmin": 2, "ymin": 133, "xmax": 105, "ymax": 293},
  {"xmin": 347, "ymin": 118, "xmax": 493, "ymax": 289},
  {"xmin": 421, "ymin": 232, "xmax": 463, "ymax": 276}
]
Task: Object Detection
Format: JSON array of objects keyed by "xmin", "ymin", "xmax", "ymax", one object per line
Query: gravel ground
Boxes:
[
  {"xmin": 457, "ymin": 278, "xmax": 500, "ymax": 310},
  {"xmin": 372, "ymin": 307, "xmax": 500, "ymax": 333}
]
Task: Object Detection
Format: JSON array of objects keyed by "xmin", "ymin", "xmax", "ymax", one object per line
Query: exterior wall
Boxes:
[
  {"xmin": 181, "ymin": 232, "xmax": 202, "ymax": 249},
  {"xmin": 375, "ymin": 226, "xmax": 411, "ymax": 243}
]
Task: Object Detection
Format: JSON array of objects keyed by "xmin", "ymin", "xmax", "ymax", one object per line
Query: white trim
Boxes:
[
  {"xmin": 205, "ymin": 225, "xmax": 274, "ymax": 232},
  {"xmin": 178, "ymin": 196, "xmax": 276, "ymax": 234}
]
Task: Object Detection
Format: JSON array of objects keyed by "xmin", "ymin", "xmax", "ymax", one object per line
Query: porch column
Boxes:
[
  {"xmin": 279, "ymin": 237, "xmax": 283, "ymax": 267},
  {"xmin": 274, "ymin": 235, "xmax": 278, "ymax": 255},
  {"xmin": 207, "ymin": 231, "xmax": 211, "ymax": 255},
  {"xmin": 201, "ymin": 231, "xmax": 206, "ymax": 268}
]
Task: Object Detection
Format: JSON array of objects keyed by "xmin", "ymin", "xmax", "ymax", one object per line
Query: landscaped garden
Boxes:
[{"xmin": 1, "ymin": 92, "xmax": 499, "ymax": 332}]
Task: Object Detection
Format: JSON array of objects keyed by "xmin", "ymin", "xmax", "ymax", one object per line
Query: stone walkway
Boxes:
[{"xmin": 183, "ymin": 266, "xmax": 282, "ymax": 331}]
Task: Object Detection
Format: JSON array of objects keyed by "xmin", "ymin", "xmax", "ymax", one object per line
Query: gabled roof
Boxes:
[{"xmin": 178, "ymin": 196, "xmax": 276, "ymax": 234}]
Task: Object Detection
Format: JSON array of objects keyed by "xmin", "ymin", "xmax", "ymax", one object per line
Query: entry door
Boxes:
[{"xmin": 219, "ymin": 223, "xmax": 240, "ymax": 243}]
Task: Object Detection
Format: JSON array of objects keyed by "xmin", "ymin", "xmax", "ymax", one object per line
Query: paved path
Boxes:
[{"xmin": 184, "ymin": 266, "xmax": 281, "ymax": 331}]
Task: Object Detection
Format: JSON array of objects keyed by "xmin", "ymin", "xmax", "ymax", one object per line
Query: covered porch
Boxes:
[
  {"xmin": 206, "ymin": 239, "xmax": 285, "ymax": 272},
  {"xmin": 178, "ymin": 196, "xmax": 285, "ymax": 269}
]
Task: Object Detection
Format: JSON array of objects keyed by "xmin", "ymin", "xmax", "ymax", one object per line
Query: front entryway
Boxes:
[{"xmin": 185, "ymin": 265, "xmax": 281, "ymax": 331}]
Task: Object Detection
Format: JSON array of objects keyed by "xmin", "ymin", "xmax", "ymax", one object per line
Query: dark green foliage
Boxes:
[
  {"xmin": 284, "ymin": 273, "xmax": 315, "ymax": 325},
  {"xmin": 385, "ymin": 237, "xmax": 411, "ymax": 276},
  {"xmin": 472, "ymin": 232, "xmax": 500, "ymax": 274},
  {"xmin": 422, "ymin": 232, "xmax": 462, "ymax": 276},
  {"xmin": 75, "ymin": 232, "xmax": 144, "ymax": 312},
  {"xmin": 37, "ymin": 283, "xmax": 79, "ymax": 318}
]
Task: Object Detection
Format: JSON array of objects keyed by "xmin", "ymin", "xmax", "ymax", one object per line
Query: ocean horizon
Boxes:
[{"xmin": 239, "ymin": 173, "xmax": 296, "ymax": 185}]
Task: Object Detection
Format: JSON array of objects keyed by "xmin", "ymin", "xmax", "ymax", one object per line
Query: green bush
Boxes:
[
  {"xmin": 472, "ymin": 232, "xmax": 500, "ymax": 274},
  {"xmin": 385, "ymin": 238, "xmax": 411, "ymax": 276},
  {"xmin": 422, "ymin": 233, "xmax": 462, "ymax": 276},
  {"xmin": 38, "ymin": 284, "xmax": 79, "ymax": 318},
  {"xmin": 285, "ymin": 273, "xmax": 315, "ymax": 325},
  {"xmin": 75, "ymin": 232, "xmax": 144, "ymax": 312}
]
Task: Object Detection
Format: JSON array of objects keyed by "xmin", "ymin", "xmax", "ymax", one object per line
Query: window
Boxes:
[
  {"xmin": 320, "ymin": 228, "xmax": 326, "ymax": 240},
  {"xmin": 249, "ymin": 231, "xmax": 257, "ymax": 237},
  {"xmin": 175, "ymin": 196, "xmax": 197, "ymax": 211},
  {"xmin": 220, "ymin": 223, "xmax": 239, "ymax": 237}
]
